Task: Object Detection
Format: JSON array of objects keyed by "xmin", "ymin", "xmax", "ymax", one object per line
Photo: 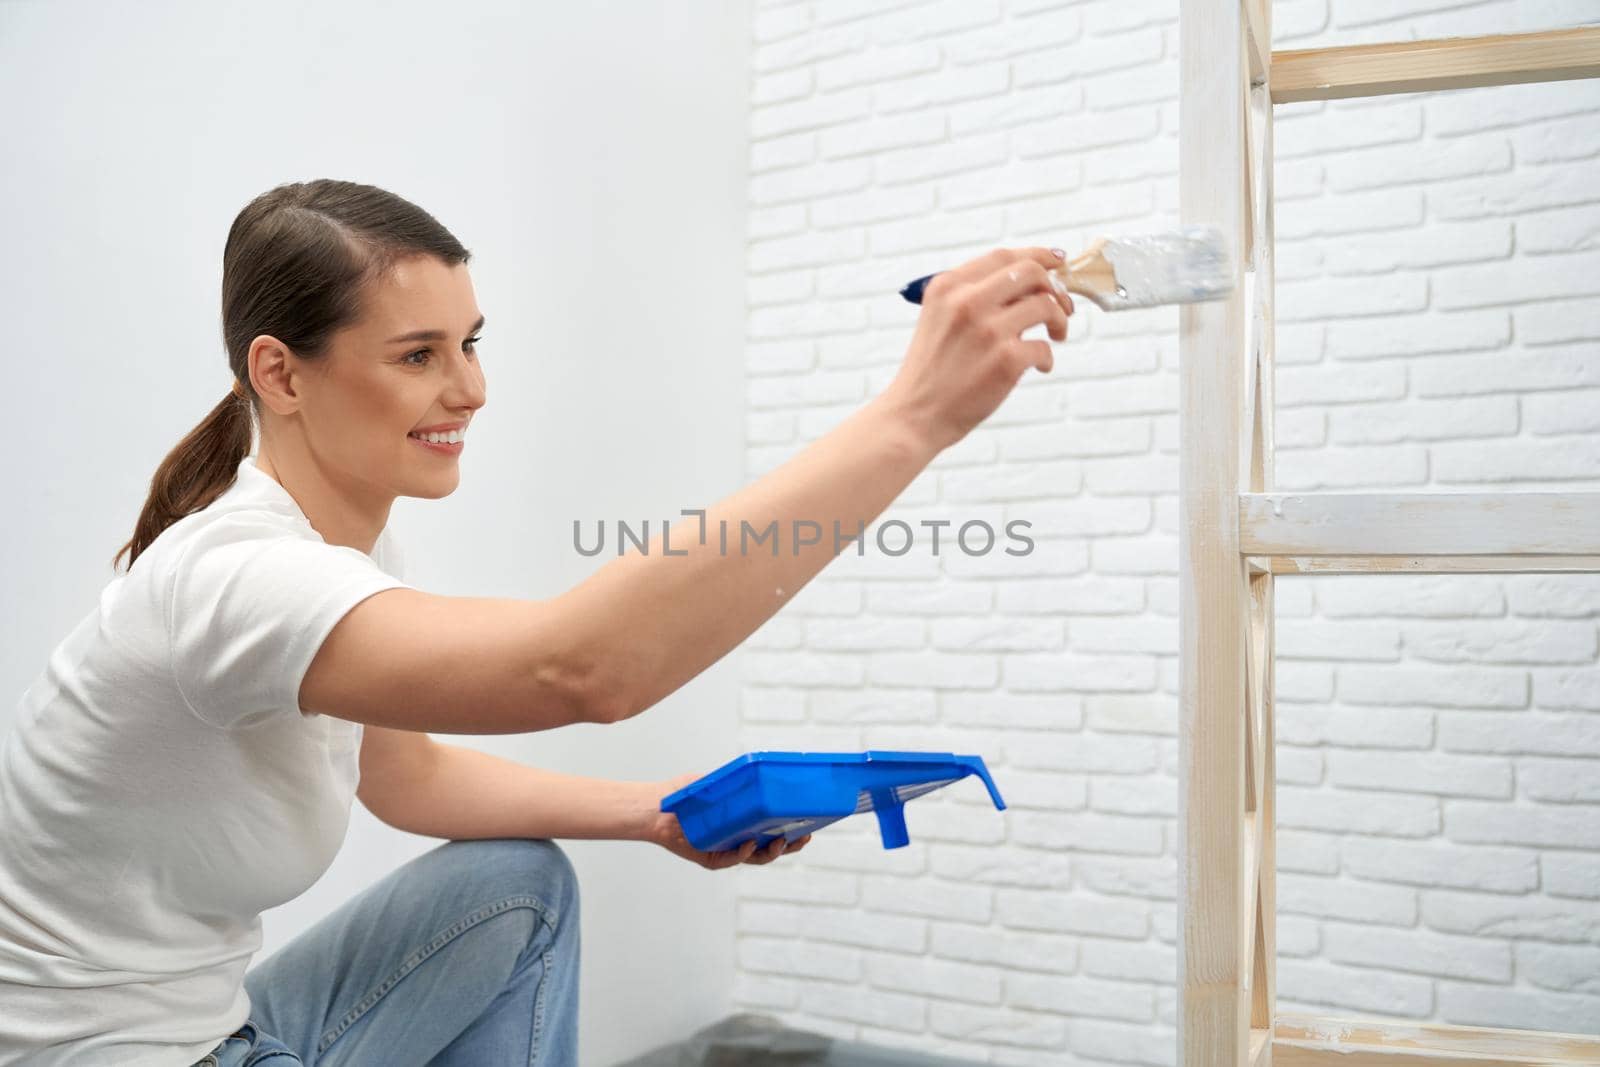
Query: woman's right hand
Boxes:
[
  {"xmin": 646, "ymin": 773, "xmax": 812, "ymax": 869},
  {"xmin": 881, "ymin": 246, "xmax": 1075, "ymax": 454}
]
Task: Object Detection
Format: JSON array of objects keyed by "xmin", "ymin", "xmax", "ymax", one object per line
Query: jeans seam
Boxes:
[
  {"xmin": 314, "ymin": 894, "xmax": 559, "ymax": 1057},
  {"xmin": 529, "ymin": 946, "xmax": 551, "ymax": 1066}
]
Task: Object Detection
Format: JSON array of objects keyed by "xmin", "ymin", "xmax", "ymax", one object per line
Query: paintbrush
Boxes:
[{"xmin": 898, "ymin": 225, "xmax": 1234, "ymax": 311}]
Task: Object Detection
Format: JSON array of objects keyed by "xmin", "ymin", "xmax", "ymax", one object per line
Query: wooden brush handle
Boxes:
[{"xmin": 1055, "ymin": 239, "xmax": 1119, "ymax": 306}]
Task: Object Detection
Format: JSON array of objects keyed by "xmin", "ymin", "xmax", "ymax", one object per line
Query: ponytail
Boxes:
[{"xmin": 112, "ymin": 382, "xmax": 253, "ymax": 574}]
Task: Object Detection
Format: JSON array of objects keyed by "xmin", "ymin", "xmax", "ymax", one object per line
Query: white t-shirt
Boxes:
[{"xmin": 0, "ymin": 454, "xmax": 415, "ymax": 1066}]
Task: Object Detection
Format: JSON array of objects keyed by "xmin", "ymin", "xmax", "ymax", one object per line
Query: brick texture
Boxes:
[{"xmin": 738, "ymin": 1, "xmax": 1600, "ymax": 1062}]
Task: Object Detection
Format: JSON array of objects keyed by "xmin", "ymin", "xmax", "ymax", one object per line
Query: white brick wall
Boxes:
[{"xmin": 736, "ymin": 1, "xmax": 1600, "ymax": 1062}]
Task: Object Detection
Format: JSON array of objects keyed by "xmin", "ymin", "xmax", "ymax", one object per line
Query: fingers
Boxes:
[
  {"xmin": 974, "ymin": 257, "xmax": 1073, "ymax": 315},
  {"xmin": 737, "ymin": 834, "xmax": 814, "ymax": 866},
  {"xmin": 998, "ymin": 291, "xmax": 1071, "ymax": 345},
  {"xmin": 700, "ymin": 833, "xmax": 816, "ymax": 870},
  {"xmin": 746, "ymin": 836, "xmax": 789, "ymax": 865},
  {"xmin": 1015, "ymin": 338, "xmax": 1055, "ymax": 375},
  {"xmin": 1016, "ymin": 245, "xmax": 1071, "ymax": 273},
  {"xmin": 702, "ymin": 838, "xmax": 758, "ymax": 869},
  {"xmin": 927, "ymin": 246, "xmax": 1068, "ymax": 302},
  {"xmin": 925, "ymin": 247, "xmax": 1017, "ymax": 294},
  {"xmin": 960, "ymin": 259, "xmax": 1073, "ymax": 353}
]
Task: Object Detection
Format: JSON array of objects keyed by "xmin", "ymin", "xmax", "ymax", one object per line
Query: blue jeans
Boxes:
[{"xmin": 192, "ymin": 837, "xmax": 581, "ymax": 1066}]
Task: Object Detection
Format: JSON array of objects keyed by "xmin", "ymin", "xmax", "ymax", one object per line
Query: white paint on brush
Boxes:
[{"xmin": 1099, "ymin": 225, "xmax": 1234, "ymax": 309}]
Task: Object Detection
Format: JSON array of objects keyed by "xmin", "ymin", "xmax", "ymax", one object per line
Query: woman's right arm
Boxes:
[{"xmin": 303, "ymin": 246, "xmax": 1074, "ymax": 734}]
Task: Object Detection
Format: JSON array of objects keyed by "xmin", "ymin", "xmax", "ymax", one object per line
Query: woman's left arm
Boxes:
[{"xmin": 355, "ymin": 727, "xmax": 805, "ymax": 868}]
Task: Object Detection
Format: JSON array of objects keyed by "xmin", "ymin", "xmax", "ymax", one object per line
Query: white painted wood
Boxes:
[
  {"xmin": 1240, "ymin": 492, "xmax": 1600, "ymax": 558},
  {"xmin": 1185, "ymin": 9, "xmax": 1600, "ymax": 1066},
  {"xmin": 1179, "ymin": 0, "xmax": 1251, "ymax": 1062}
]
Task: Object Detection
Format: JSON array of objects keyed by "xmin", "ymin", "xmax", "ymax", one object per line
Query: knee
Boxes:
[
  {"xmin": 522, "ymin": 839, "xmax": 579, "ymax": 915},
  {"xmin": 443, "ymin": 838, "xmax": 580, "ymax": 926}
]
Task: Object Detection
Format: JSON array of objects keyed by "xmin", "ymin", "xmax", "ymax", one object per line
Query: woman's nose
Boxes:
[{"xmin": 446, "ymin": 350, "xmax": 487, "ymax": 410}]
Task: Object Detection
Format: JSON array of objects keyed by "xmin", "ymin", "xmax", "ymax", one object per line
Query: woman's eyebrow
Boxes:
[{"xmin": 385, "ymin": 314, "xmax": 487, "ymax": 344}]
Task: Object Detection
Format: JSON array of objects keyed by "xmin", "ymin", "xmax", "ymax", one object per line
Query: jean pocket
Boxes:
[{"xmin": 191, "ymin": 1023, "xmax": 256, "ymax": 1067}]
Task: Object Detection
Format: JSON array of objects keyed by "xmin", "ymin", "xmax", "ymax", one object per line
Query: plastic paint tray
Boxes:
[{"xmin": 660, "ymin": 750, "xmax": 1006, "ymax": 852}]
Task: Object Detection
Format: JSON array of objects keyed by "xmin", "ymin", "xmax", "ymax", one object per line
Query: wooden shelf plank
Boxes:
[
  {"xmin": 1275, "ymin": 1014, "xmax": 1600, "ymax": 1066},
  {"xmin": 1265, "ymin": 555, "xmax": 1600, "ymax": 576},
  {"xmin": 1240, "ymin": 492, "xmax": 1600, "ymax": 558},
  {"xmin": 1270, "ymin": 26, "xmax": 1600, "ymax": 103}
]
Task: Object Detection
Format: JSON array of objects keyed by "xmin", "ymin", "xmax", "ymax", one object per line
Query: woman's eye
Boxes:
[{"xmin": 404, "ymin": 336, "xmax": 480, "ymax": 366}]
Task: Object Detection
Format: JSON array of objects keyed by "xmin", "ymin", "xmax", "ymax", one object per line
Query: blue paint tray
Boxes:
[{"xmin": 660, "ymin": 750, "xmax": 1005, "ymax": 852}]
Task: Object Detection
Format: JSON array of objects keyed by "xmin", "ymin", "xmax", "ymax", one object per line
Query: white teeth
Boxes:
[{"xmin": 411, "ymin": 429, "xmax": 464, "ymax": 444}]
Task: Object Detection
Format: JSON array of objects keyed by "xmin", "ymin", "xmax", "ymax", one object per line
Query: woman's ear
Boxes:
[{"xmin": 246, "ymin": 335, "xmax": 302, "ymax": 417}]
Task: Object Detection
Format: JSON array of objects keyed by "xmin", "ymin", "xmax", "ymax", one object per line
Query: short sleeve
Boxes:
[{"xmin": 165, "ymin": 527, "xmax": 414, "ymax": 729}]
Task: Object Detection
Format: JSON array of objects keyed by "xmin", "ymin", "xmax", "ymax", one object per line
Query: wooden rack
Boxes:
[{"xmin": 1178, "ymin": 11, "xmax": 1600, "ymax": 1067}]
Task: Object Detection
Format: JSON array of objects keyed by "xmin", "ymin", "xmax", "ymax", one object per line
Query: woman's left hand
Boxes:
[{"xmin": 645, "ymin": 772, "xmax": 813, "ymax": 870}]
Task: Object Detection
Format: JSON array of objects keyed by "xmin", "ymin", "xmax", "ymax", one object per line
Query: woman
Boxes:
[{"xmin": 0, "ymin": 178, "xmax": 1073, "ymax": 1066}]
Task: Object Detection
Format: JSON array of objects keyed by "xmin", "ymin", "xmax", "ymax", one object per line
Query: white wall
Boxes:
[
  {"xmin": 0, "ymin": 2, "xmax": 751, "ymax": 1063},
  {"xmin": 736, "ymin": 0, "xmax": 1600, "ymax": 1063}
]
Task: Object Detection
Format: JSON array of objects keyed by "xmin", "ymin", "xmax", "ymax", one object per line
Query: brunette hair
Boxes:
[{"xmin": 112, "ymin": 178, "xmax": 470, "ymax": 572}]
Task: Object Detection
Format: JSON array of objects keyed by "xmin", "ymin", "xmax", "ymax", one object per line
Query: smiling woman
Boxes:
[
  {"xmin": 113, "ymin": 181, "xmax": 482, "ymax": 574},
  {"xmin": 1, "ymin": 163, "xmax": 1078, "ymax": 1065},
  {"xmin": 0, "ymin": 178, "xmax": 825, "ymax": 1067},
  {"xmin": 0, "ymin": 180, "xmax": 602, "ymax": 1067}
]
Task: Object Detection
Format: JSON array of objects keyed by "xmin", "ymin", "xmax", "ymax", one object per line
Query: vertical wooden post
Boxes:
[
  {"xmin": 1176, "ymin": 10, "xmax": 1600, "ymax": 1066},
  {"xmin": 1246, "ymin": 46, "xmax": 1278, "ymax": 1048},
  {"xmin": 1179, "ymin": 0, "xmax": 1252, "ymax": 1063}
]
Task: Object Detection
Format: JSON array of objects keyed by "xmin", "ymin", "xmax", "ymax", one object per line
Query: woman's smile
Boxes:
[
  {"xmin": 408, "ymin": 433, "xmax": 464, "ymax": 454},
  {"xmin": 408, "ymin": 421, "xmax": 468, "ymax": 454}
]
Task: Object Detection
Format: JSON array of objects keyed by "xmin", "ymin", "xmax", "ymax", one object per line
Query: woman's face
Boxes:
[{"xmin": 291, "ymin": 254, "xmax": 487, "ymax": 502}]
